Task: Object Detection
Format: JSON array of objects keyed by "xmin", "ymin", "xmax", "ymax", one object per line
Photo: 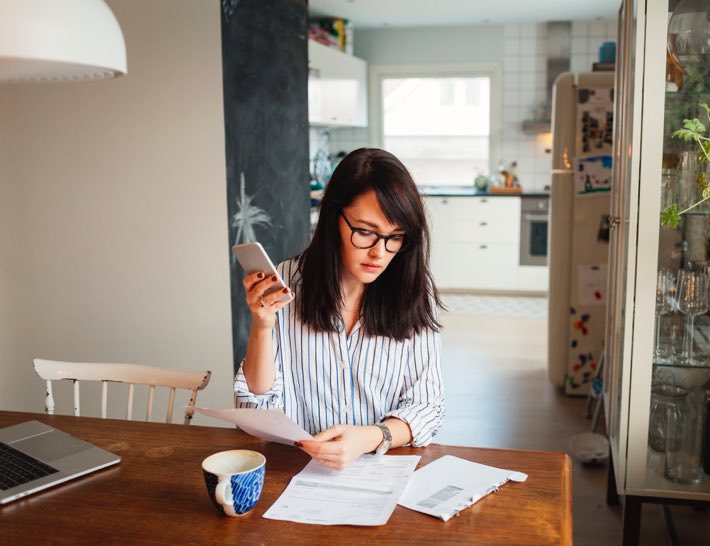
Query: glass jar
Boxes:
[
  {"xmin": 676, "ymin": 150, "xmax": 698, "ymax": 211},
  {"xmin": 665, "ymin": 389, "xmax": 704, "ymax": 485},
  {"xmin": 661, "ymin": 168, "xmax": 677, "ymax": 211},
  {"xmin": 649, "ymin": 384, "xmax": 687, "ymax": 452}
]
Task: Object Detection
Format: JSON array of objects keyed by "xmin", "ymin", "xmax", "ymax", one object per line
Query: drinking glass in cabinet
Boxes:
[
  {"xmin": 665, "ymin": 389, "xmax": 705, "ymax": 485},
  {"xmin": 677, "ymin": 270, "xmax": 708, "ymax": 365},
  {"xmin": 649, "ymin": 384, "xmax": 687, "ymax": 452},
  {"xmin": 654, "ymin": 269, "xmax": 677, "ymax": 364}
]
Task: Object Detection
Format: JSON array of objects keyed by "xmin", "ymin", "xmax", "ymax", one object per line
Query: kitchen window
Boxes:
[{"xmin": 370, "ymin": 64, "xmax": 501, "ymax": 187}]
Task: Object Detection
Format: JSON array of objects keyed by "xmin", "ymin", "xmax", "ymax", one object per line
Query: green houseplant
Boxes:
[{"xmin": 661, "ymin": 102, "xmax": 710, "ymax": 228}]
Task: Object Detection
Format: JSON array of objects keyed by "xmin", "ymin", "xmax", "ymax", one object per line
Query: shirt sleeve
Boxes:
[
  {"xmin": 382, "ymin": 326, "xmax": 445, "ymax": 447},
  {"xmin": 233, "ymin": 259, "xmax": 295, "ymax": 410},
  {"xmin": 233, "ymin": 324, "xmax": 285, "ymax": 410}
]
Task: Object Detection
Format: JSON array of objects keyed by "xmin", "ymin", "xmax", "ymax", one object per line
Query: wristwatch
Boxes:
[{"xmin": 374, "ymin": 422, "xmax": 392, "ymax": 456}]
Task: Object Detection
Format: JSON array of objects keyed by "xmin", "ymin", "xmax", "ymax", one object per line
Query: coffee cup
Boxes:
[{"xmin": 202, "ymin": 450, "xmax": 266, "ymax": 516}]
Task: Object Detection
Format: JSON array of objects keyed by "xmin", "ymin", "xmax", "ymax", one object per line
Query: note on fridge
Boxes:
[
  {"xmin": 397, "ymin": 455, "xmax": 528, "ymax": 521},
  {"xmin": 193, "ymin": 407, "xmax": 314, "ymax": 445}
]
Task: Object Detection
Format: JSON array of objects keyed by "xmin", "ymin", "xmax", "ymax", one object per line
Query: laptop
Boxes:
[{"xmin": 0, "ymin": 420, "xmax": 120, "ymax": 504}]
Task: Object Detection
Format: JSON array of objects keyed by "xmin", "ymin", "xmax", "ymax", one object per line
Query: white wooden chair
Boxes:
[{"xmin": 33, "ymin": 359, "xmax": 212, "ymax": 425}]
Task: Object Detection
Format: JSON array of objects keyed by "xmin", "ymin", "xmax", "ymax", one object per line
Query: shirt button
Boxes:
[
  {"xmin": 343, "ymin": 404, "xmax": 350, "ymax": 413},
  {"xmin": 338, "ymin": 360, "xmax": 347, "ymax": 370}
]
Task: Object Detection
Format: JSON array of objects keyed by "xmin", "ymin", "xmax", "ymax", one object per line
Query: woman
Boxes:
[{"xmin": 234, "ymin": 148, "xmax": 444, "ymax": 470}]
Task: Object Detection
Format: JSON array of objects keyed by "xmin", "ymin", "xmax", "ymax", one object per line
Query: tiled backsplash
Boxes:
[{"xmin": 310, "ymin": 19, "xmax": 618, "ymax": 192}]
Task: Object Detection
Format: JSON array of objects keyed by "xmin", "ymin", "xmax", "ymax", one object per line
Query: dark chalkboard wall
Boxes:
[{"xmin": 221, "ymin": 0, "xmax": 310, "ymax": 373}]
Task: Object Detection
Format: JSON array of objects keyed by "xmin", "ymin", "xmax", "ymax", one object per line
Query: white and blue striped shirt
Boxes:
[{"xmin": 234, "ymin": 258, "xmax": 445, "ymax": 446}]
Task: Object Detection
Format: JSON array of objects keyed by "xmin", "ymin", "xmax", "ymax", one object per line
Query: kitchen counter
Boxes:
[{"xmin": 419, "ymin": 186, "xmax": 549, "ymax": 198}]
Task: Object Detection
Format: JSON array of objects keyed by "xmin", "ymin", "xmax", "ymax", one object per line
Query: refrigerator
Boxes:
[{"xmin": 547, "ymin": 72, "xmax": 614, "ymax": 396}]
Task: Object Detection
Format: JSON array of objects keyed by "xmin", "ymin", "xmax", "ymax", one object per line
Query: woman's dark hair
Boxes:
[{"xmin": 298, "ymin": 147, "xmax": 441, "ymax": 340}]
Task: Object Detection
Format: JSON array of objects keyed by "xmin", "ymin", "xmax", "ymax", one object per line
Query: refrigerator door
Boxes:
[
  {"xmin": 565, "ymin": 192, "xmax": 610, "ymax": 395},
  {"xmin": 548, "ymin": 71, "xmax": 614, "ymax": 394},
  {"xmin": 548, "ymin": 171, "xmax": 574, "ymax": 387}
]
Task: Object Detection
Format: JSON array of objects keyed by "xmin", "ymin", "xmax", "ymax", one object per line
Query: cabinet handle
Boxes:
[
  {"xmin": 442, "ymin": 199, "xmax": 448, "ymax": 205},
  {"xmin": 480, "ymin": 199, "xmax": 488, "ymax": 204},
  {"xmin": 479, "ymin": 244, "xmax": 488, "ymax": 250},
  {"xmin": 480, "ymin": 222, "xmax": 488, "ymax": 226}
]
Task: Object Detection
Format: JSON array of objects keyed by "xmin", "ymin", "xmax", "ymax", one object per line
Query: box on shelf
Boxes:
[{"xmin": 308, "ymin": 17, "xmax": 353, "ymax": 54}]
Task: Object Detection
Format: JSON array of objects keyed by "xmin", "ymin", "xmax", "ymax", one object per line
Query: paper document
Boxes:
[
  {"xmin": 194, "ymin": 407, "xmax": 314, "ymax": 445},
  {"xmin": 398, "ymin": 455, "xmax": 527, "ymax": 521},
  {"xmin": 264, "ymin": 454, "xmax": 420, "ymax": 526}
]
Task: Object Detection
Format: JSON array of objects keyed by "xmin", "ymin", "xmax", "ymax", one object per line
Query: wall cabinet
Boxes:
[
  {"xmin": 605, "ymin": 0, "xmax": 710, "ymax": 543},
  {"xmin": 426, "ymin": 196, "xmax": 521, "ymax": 291},
  {"xmin": 308, "ymin": 40, "xmax": 367, "ymax": 127}
]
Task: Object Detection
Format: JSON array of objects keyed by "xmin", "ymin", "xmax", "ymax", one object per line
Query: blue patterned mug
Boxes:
[{"xmin": 202, "ymin": 450, "xmax": 266, "ymax": 516}]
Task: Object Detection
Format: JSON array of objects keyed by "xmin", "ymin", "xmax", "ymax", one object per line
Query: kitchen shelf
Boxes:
[{"xmin": 652, "ymin": 361, "xmax": 710, "ymax": 370}]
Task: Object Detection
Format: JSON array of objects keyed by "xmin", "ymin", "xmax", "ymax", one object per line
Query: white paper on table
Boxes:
[
  {"xmin": 263, "ymin": 454, "xmax": 420, "ymax": 526},
  {"xmin": 397, "ymin": 455, "xmax": 527, "ymax": 522},
  {"xmin": 193, "ymin": 407, "xmax": 314, "ymax": 445}
]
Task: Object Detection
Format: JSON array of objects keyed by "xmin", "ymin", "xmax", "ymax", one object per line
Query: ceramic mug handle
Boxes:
[{"xmin": 215, "ymin": 478, "xmax": 233, "ymax": 509}]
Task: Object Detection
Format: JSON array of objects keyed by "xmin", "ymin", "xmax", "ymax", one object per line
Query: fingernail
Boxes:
[
  {"xmin": 271, "ymin": 275, "xmax": 277, "ymax": 282},
  {"xmin": 257, "ymin": 272, "xmax": 264, "ymax": 279}
]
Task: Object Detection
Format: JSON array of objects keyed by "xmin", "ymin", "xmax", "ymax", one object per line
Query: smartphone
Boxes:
[{"xmin": 232, "ymin": 242, "xmax": 291, "ymax": 302}]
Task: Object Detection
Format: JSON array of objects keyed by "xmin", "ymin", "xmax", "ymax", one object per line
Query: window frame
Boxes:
[{"xmin": 368, "ymin": 63, "xmax": 502, "ymax": 184}]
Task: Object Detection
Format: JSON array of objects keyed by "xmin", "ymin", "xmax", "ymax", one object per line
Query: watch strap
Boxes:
[{"xmin": 374, "ymin": 422, "xmax": 392, "ymax": 456}]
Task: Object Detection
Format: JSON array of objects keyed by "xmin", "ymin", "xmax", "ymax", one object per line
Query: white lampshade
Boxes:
[{"xmin": 0, "ymin": 0, "xmax": 126, "ymax": 83}]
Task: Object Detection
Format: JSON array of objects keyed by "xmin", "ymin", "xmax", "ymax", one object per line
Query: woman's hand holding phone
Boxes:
[{"xmin": 243, "ymin": 272, "xmax": 294, "ymax": 329}]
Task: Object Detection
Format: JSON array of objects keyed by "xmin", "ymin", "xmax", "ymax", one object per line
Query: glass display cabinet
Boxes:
[{"xmin": 605, "ymin": 0, "xmax": 710, "ymax": 544}]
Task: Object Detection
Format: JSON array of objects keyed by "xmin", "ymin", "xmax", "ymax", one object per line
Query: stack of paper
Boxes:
[
  {"xmin": 397, "ymin": 455, "xmax": 528, "ymax": 521},
  {"xmin": 264, "ymin": 454, "xmax": 421, "ymax": 526}
]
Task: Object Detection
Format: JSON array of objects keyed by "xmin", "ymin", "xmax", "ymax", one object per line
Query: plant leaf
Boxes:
[
  {"xmin": 660, "ymin": 205, "xmax": 681, "ymax": 228},
  {"xmin": 684, "ymin": 118, "xmax": 705, "ymax": 133},
  {"xmin": 673, "ymin": 128, "xmax": 701, "ymax": 141},
  {"xmin": 701, "ymin": 102, "xmax": 710, "ymax": 122}
]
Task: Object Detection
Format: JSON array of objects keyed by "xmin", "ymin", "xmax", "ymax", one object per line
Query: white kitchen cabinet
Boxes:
[
  {"xmin": 426, "ymin": 196, "xmax": 520, "ymax": 291},
  {"xmin": 517, "ymin": 265, "xmax": 549, "ymax": 291},
  {"xmin": 604, "ymin": 1, "xmax": 710, "ymax": 543},
  {"xmin": 308, "ymin": 40, "xmax": 367, "ymax": 127}
]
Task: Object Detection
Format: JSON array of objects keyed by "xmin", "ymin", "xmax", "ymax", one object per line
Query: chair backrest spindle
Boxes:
[
  {"xmin": 73, "ymin": 380, "xmax": 80, "ymax": 417},
  {"xmin": 166, "ymin": 387, "xmax": 176, "ymax": 423},
  {"xmin": 146, "ymin": 385, "xmax": 155, "ymax": 421},
  {"xmin": 45, "ymin": 380, "xmax": 55, "ymax": 415},
  {"xmin": 126, "ymin": 383, "xmax": 135, "ymax": 420},
  {"xmin": 101, "ymin": 381, "xmax": 108, "ymax": 418}
]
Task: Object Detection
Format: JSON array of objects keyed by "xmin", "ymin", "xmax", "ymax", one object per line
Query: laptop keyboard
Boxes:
[{"xmin": 0, "ymin": 442, "xmax": 59, "ymax": 490}]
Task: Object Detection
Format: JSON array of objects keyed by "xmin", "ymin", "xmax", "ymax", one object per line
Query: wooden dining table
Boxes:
[{"xmin": 0, "ymin": 411, "xmax": 572, "ymax": 545}]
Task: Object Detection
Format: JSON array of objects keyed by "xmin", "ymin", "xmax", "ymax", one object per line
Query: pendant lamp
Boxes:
[{"xmin": 0, "ymin": 0, "xmax": 126, "ymax": 83}]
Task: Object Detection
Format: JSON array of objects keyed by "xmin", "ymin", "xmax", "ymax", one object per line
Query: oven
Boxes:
[{"xmin": 519, "ymin": 196, "xmax": 549, "ymax": 267}]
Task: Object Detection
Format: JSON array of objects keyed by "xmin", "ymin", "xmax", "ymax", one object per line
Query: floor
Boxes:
[{"xmin": 435, "ymin": 294, "xmax": 710, "ymax": 546}]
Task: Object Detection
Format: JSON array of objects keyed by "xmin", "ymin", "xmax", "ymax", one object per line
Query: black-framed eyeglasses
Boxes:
[{"xmin": 340, "ymin": 212, "xmax": 408, "ymax": 253}]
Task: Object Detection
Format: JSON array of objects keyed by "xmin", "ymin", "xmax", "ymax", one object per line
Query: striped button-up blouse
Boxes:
[{"xmin": 234, "ymin": 258, "xmax": 445, "ymax": 446}]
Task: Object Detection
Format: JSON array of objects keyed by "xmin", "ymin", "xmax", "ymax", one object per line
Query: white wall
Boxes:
[
  {"xmin": 355, "ymin": 25, "xmax": 505, "ymax": 65},
  {"xmin": 0, "ymin": 0, "xmax": 235, "ymax": 424}
]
